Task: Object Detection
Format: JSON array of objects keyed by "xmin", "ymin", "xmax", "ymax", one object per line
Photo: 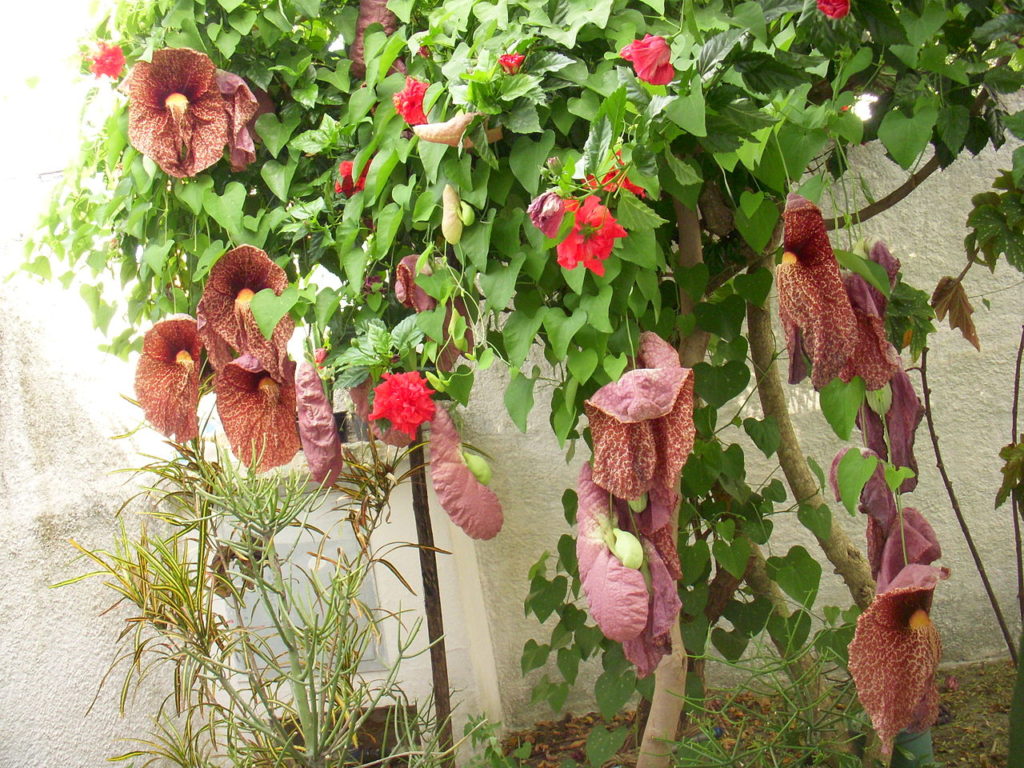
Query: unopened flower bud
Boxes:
[
  {"xmin": 866, "ymin": 383, "xmax": 892, "ymax": 417},
  {"xmin": 462, "ymin": 452, "xmax": 492, "ymax": 485},
  {"xmin": 610, "ymin": 529, "xmax": 644, "ymax": 569},
  {"xmin": 527, "ymin": 189, "xmax": 566, "ymax": 238}
]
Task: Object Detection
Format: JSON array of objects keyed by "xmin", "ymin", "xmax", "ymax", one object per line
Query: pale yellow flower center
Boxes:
[
  {"xmin": 175, "ymin": 350, "xmax": 194, "ymax": 367},
  {"xmin": 908, "ymin": 609, "xmax": 931, "ymax": 630},
  {"xmin": 258, "ymin": 377, "xmax": 280, "ymax": 402},
  {"xmin": 782, "ymin": 251, "xmax": 798, "ymax": 265},
  {"xmin": 235, "ymin": 288, "xmax": 256, "ymax": 308},
  {"xmin": 165, "ymin": 92, "xmax": 189, "ymax": 118}
]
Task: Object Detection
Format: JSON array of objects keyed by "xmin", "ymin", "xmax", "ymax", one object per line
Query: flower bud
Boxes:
[
  {"xmin": 866, "ymin": 383, "xmax": 892, "ymax": 417},
  {"xmin": 442, "ymin": 184, "xmax": 464, "ymax": 245},
  {"xmin": 610, "ymin": 529, "xmax": 644, "ymax": 569},
  {"xmin": 462, "ymin": 452, "xmax": 493, "ymax": 485}
]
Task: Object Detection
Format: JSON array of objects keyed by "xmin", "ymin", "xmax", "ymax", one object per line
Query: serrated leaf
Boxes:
[
  {"xmin": 930, "ymin": 276, "xmax": 980, "ymax": 350},
  {"xmin": 615, "ymin": 193, "xmax": 668, "ymax": 231},
  {"xmin": 583, "ymin": 116, "xmax": 613, "ymax": 176}
]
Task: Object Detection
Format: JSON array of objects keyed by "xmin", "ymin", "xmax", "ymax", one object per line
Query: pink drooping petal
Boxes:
[
  {"xmin": 214, "ymin": 70, "xmax": 260, "ymax": 172},
  {"xmin": 636, "ymin": 331, "xmax": 680, "ymax": 370},
  {"xmin": 622, "ymin": 539, "xmax": 682, "ymax": 678},
  {"xmin": 295, "ymin": 361, "xmax": 343, "ymax": 485},
  {"xmin": 857, "ymin": 367, "xmax": 924, "ymax": 493},
  {"xmin": 576, "ymin": 465, "xmax": 650, "ymax": 642},
  {"xmin": 876, "ymin": 507, "xmax": 941, "ymax": 592},
  {"xmin": 428, "ymin": 407, "xmax": 503, "ymax": 540},
  {"xmin": 848, "ymin": 565, "xmax": 948, "ymax": 756},
  {"xmin": 777, "ymin": 194, "xmax": 859, "ymax": 389}
]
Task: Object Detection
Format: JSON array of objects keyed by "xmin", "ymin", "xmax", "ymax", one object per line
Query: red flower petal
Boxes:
[
  {"xmin": 349, "ymin": 378, "xmax": 413, "ymax": 447},
  {"xmin": 848, "ymin": 565, "xmax": 948, "ymax": 755},
  {"xmin": 498, "ymin": 53, "xmax": 526, "ymax": 74},
  {"xmin": 777, "ymin": 194, "xmax": 859, "ymax": 389},
  {"xmin": 215, "ymin": 355, "xmax": 300, "ymax": 472},
  {"xmin": 127, "ymin": 48, "xmax": 229, "ymax": 178},
  {"xmin": 817, "ymin": 0, "xmax": 850, "ymax": 19},
  {"xmin": 619, "ymin": 35, "xmax": 675, "ymax": 86},
  {"xmin": 428, "ymin": 407, "xmax": 503, "ymax": 539},
  {"xmin": 135, "ymin": 315, "xmax": 201, "ymax": 441},
  {"xmin": 89, "ymin": 42, "xmax": 125, "ymax": 79},
  {"xmin": 556, "ymin": 196, "xmax": 627, "ymax": 276},
  {"xmin": 197, "ymin": 245, "xmax": 294, "ymax": 382},
  {"xmin": 392, "ymin": 77, "xmax": 429, "ymax": 126},
  {"xmin": 295, "ymin": 361, "xmax": 343, "ymax": 485},
  {"xmin": 368, "ymin": 371, "xmax": 436, "ymax": 440}
]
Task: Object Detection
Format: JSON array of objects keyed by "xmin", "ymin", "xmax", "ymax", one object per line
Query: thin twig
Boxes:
[
  {"xmin": 1011, "ymin": 325, "xmax": 1024, "ymax": 628},
  {"xmin": 824, "ymin": 155, "xmax": 941, "ymax": 231},
  {"xmin": 918, "ymin": 347, "xmax": 1018, "ymax": 663}
]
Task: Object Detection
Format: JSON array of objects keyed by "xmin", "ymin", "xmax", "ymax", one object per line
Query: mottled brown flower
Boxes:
[
  {"xmin": 127, "ymin": 48, "xmax": 229, "ymax": 178},
  {"xmin": 197, "ymin": 245, "xmax": 294, "ymax": 381},
  {"xmin": 135, "ymin": 314, "xmax": 201, "ymax": 441},
  {"xmin": 215, "ymin": 354, "xmax": 300, "ymax": 472}
]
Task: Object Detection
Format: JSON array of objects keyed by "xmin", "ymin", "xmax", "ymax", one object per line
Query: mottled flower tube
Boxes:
[
  {"xmin": 135, "ymin": 315, "xmax": 201, "ymax": 441},
  {"xmin": 215, "ymin": 355, "xmax": 300, "ymax": 472},
  {"xmin": 197, "ymin": 245, "xmax": 294, "ymax": 382},
  {"xmin": 839, "ymin": 240, "xmax": 902, "ymax": 390},
  {"xmin": 295, "ymin": 361, "xmax": 343, "ymax": 485},
  {"xmin": 214, "ymin": 70, "xmax": 261, "ymax": 172},
  {"xmin": 576, "ymin": 465, "xmax": 650, "ymax": 642},
  {"xmin": 585, "ymin": 332, "xmax": 695, "ymax": 501},
  {"xmin": 777, "ymin": 194, "xmax": 859, "ymax": 390},
  {"xmin": 429, "ymin": 407, "xmax": 503, "ymax": 540},
  {"xmin": 848, "ymin": 565, "xmax": 948, "ymax": 756},
  {"xmin": 127, "ymin": 48, "xmax": 229, "ymax": 178}
]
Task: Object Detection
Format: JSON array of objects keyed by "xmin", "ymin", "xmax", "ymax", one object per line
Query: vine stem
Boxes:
[
  {"xmin": 746, "ymin": 256, "xmax": 876, "ymax": 611},
  {"xmin": 1013, "ymin": 325, "xmax": 1024, "ymax": 628},
  {"xmin": 918, "ymin": 348, "xmax": 1018, "ymax": 663}
]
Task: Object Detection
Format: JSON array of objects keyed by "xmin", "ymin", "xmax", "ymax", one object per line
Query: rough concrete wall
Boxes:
[
  {"xmin": 0, "ymin": 277, "xmax": 176, "ymax": 768},
  {"xmin": 457, "ymin": 137, "xmax": 1024, "ymax": 726}
]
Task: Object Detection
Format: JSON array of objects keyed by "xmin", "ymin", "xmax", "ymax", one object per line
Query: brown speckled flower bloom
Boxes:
[
  {"xmin": 127, "ymin": 48, "xmax": 229, "ymax": 178},
  {"xmin": 777, "ymin": 194, "xmax": 859, "ymax": 389},
  {"xmin": 214, "ymin": 70, "xmax": 261, "ymax": 172},
  {"xmin": 848, "ymin": 565, "xmax": 947, "ymax": 756},
  {"xmin": 197, "ymin": 245, "xmax": 294, "ymax": 382},
  {"xmin": 215, "ymin": 355, "xmax": 300, "ymax": 472},
  {"xmin": 135, "ymin": 314, "xmax": 201, "ymax": 441}
]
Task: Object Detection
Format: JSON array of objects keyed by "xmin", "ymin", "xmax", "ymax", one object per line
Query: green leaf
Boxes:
[
  {"xmin": 836, "ymin": 449, "xmax": 879, "ymax": 515},
  {"xmin": 173, "ymin": 175, "xmax": 213, "ymax": 215},
  {"xmin": 521, "ymin": 639, "xmax": 550, "ymax": 674},
  {"xmin": 734, "ymin": 191, "xmax": 780, "ymax": 252},
  {"xmin": 694, "ymin": 295, "xmax": 746, "ymax": 341},
  {"xmin": 586, "ymin": 727, "xmax": 627, "ymax": 768},
  {"xmin": 141, "ymin": 241, "xmax": 174, "ymax": 275},
  {"xmin": 217, "ymin": 0, "xmax": 243, "ymax": 11},
  {"xmin": 834, "ymin": 249, "xmax": 891, "ymax": 298},
  {"xmin": 583, "ymin": 116, "xmax": 613, "ymax": 177},
  {"xmin": 503, "ymin": 309, "xmax": 546, "ymax": 367},
  {"xmin": 878, "ymin": 105, "xmax": 938, "ymax": 170},
  {"xmin": 568, "ymin": 346, "xmax": 599, "ymax": 383},
  {"xmin": 260, "ymin": 155, "xmax": 298, "ymax": 202},
  {"xmin": 733, "ymin": 268, "xmax": 773, "ymax": 307},
  {"xmin": 743, "ymin": 416, "xmax": 780, "ymax": 457},
  {"xmin": 711, "ymin": 627, "xmax": 749, "ymax": 661},
  {"xmin": 203, "ymin": 181, "xmax": 247, "ymax": 242},
  {"xmin": 250, "ymin": 286, "xmax": 298, "ymax": 340},
  {"xmin": 254, "ymin": 112, "xmax": 301, "ymax": 158},
  {"xmin": 505, "ymin": 369, "xmax": 537, "ymax": 432},
  {"xmin": 664, "ymin": 74, "xmax": 706, "ymax": 137},
  {"xmin": 712, "ymin": 537, "xmax": 751, "ymax": 579},
  {"xmin": 594, "ymin": 669, "xmax": 635, "ymax": 720},
  {"xmin": 797, "ymin": 502, "xmax": 832, "ymax": 540},
  {"xmin": 766, "ymin": 546, "xmax": 821, "ymax": 606},
  {"xmin": 734, "ymin": 52, "xmax": 808, "ymax": 94},
  {"xmin": 819, "ymin": 376, "xmax": 866, "ymax": 440},
  {"xmin": 544, "ymin": 308, "xmax": 589, "ymax": 360},
  {"xmin": 314, "ymin": 288, "xmax": 342, "ymax": 328},
  {"xmin": 693, "ymin": 361, "xmax": 750, "ymax": 408},
  {"xmin": 615, "ymin": 193, "xmax": 668, "ymax": 231}
]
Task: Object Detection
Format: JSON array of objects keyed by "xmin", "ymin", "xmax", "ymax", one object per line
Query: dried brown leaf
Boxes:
[{"xmin": 930, "ymin": 276, "xmax": 981, "ymax": 350}]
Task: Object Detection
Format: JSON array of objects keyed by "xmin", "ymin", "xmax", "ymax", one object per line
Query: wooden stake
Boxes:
[{"xmin": 409, "ymin": 437, "xmax": 455, "ymax": 762}]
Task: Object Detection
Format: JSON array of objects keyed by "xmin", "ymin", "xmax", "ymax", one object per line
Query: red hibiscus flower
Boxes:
[
  {"xmin": 556, "ymin": 196, "xmax": 627, "ymax": 276},
  {"xmin": 393, "ymin": 77, "xmax": 429, "ymax": 126},
  {"xmin": 89, "ymin": 42, "xmax": 125, "ymax": 79},
  {"xmin": 498, "ymin": 53, "xmax": 525, "ymax": 75},
  {"xmin": 368, "ymin": 371, "xmax": 436, "ymax": 440},
  {"xmin": 619, "ymin": 35, "xmax": 674, "ymax": 86},
  {"xmin": 818, "ymin": 0, "xmax": 850, "ymax": 19},
  {"xmin": 334, "ymin": 159, "xmax": 369, "ymax": 196}
]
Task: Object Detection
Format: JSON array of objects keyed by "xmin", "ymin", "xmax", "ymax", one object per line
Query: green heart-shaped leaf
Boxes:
[
  {"xmin": 797, "ymin": 502, "xmax": 832, "ymax": 540},
  {"xmin": 543, "ymin": 307, "xmax": 589, "ymax": 360},
  {"xmin": 203, "ymin": 181, "xmax": 247, "ymax": 242},
  {"xmin": 586, "ymin": 726, "xmax": 627, "ymax": 768},
  {"xmin": 594, "ymin": 669, "xmax": 636, "ymax": 720},
  {"xmin": 734, "ymin": 191, "xmax": 780, "ymax": 252},
  {"xmin": 878, "ymin": 105, "xmax": 938, "ymax": 169},
  {"xmin": 261, "ymin": 155, "xmax": 298, "ymax": 202},
  {"xmin": 568, "ymin": 346, "xmax": 599, "ymax": 383},
  {"xmin": 173, "ymin": 175, "xmax": 213, "ymax": 215},
  {"xmin": 819, "ymin": 376, "xmax": 866, "ymax": 440},
  {"xmin": 255, "ymin": 112, "xmax": 301, "ymax": 158},
  {"xmin": 733, "ymin": 268, "xmax": 773, "ymax": 307},
  {"xmin": 603, "ymin": 352, "xmax": 628, "ymax": 380},
  {"xmin": 836, "ymin": 449, "xmax": 879, "ymax": 515},
  {"xmin": 711, "ymin": 627, "xmax": 749, "ymax": 662},
  {"xmin": 250, "ymin": 285, "xmax": 298, "ymax": 340},
  {"xmin": 694, "ymin": 361, "xmax": 751, "ymax": 408},
  {"xmin": 766, "ymin": 546, "xmax": 821, "ymax": 606},
  {"xmin": 713, "ymin": 537, "xmax": 751, "ymax": 579}
]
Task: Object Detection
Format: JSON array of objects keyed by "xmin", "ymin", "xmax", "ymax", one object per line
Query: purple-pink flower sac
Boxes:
[
  {"xmin": 856, "ymin": 367, "xmax": 923, "ymax": 493},
  {"xmin": 394, "ymin": 254, "xmax": 437, "ymax": 313},
  {"xmin": 528, "ymin": 190, "xmax": 566, "ymax": 238},
  {"xmin": 623, "ymin": 538, "xmax": 681, "ymax": 678},
  {"xmin": 215, "ymin": 70, "xmax": 264, "ymax": 172},
  {"xmin": 295, "ymin": 361, "xmax": 344, "ymax": 485}
]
